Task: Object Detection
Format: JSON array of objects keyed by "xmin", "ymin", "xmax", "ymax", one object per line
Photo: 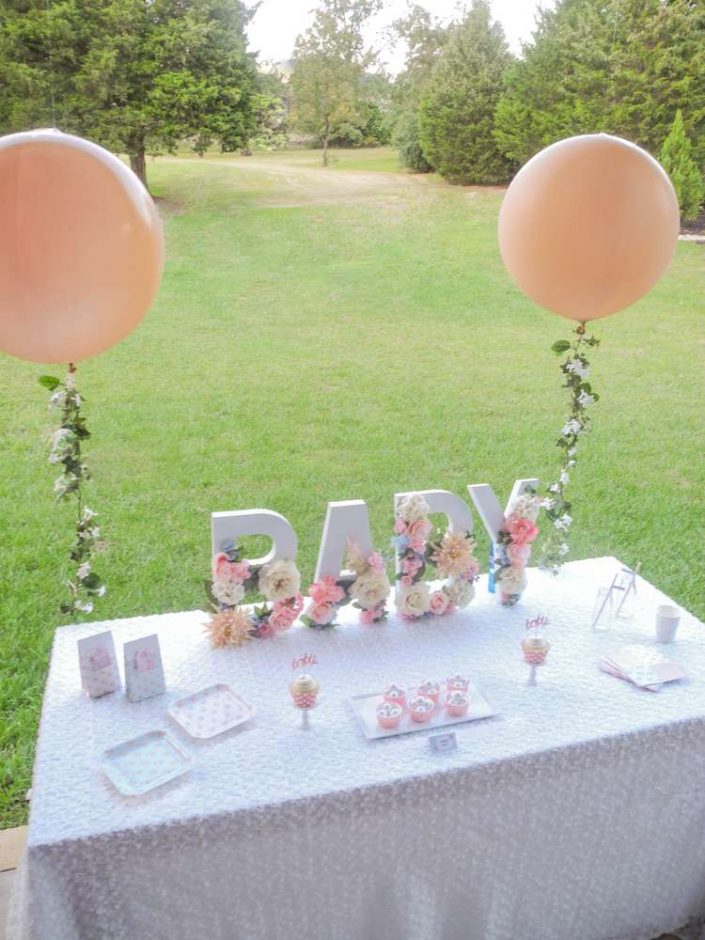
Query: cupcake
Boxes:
[
  {"xmin": 383, "ymin": 684, "xmax": 406, "ymax": 709},
  {"xmin": 445, "ymin": 690, "xmax": 469, "ymax": 718},
  {"xmin": 417, "ymin": 679, "xmax": 441, "ymax": 704},
  {"xmin": 289, "ymin": 674, "xmax": 320, "ymax": 709},
  {"xmin": 521, "ymin": 636, "xmax": 550, "ymax": 666},
  {"xmin": 376, "ymin": 701, "xmax": 403, "ymax": 730},
  {"xmin": 446, "ymin": 673, "xmax": 469, "ymax": 693},
  {"xmin": 408, "ymin": 695, "xmax": 435, "ymax": 723}
]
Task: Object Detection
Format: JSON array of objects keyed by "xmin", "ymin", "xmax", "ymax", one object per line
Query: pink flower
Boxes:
[
  {"xmin": 507, "ymin": 543, "xmax": 531, "ymax": 566},
  {"xmin": 289, "ymin": 593, "xmax": 305, "ymax": 614},
  {"xmin": 309, "ymin": 577, "xmax": 345, "ymax": 606},
  {"xmin": 394, "ymin": 518, "xmax": 408, "ymax": 535},
  {"xmin": 409, "ymin": 537, "xmax": 427, "ymax": 553},
  {"xmin": 308, "ymin": 602, "xmax": 336, "ymax": 626},
  {"xmin": 444, "ymin": 604, "xmax": 455, "ymax": 615},
  {"xmin": 360, "ymin": 609, "xmax": 377, "ymax": 625},
  {"xmin": 269, "ymin": 605, "xmax": 296, "ymax": 632},
  {"xmin": 505, "ymin": 515, "xmax": 539, "ymax": 546},
  {"xmin": 212, "ymin": 552, "xmax": 250, "ymax": 582},
  {"xmin": 402, "ymin": 555, "xmax": 423, "ymax": 576},
  {"xmin": 368, "ymin": 552, "xmax": 385, "ymax": 572},
  {"xmin": 408, "ymin": 519, "xmax": 432, "ymax": 541},
  {"xmin": 400, "ymin": 575, "xmax": 412, "ymax": 588},
  {"xmin": 257, "ymin": 620, "xmax": 275, "ymax": 639},
  {"xmin": 429, "ymin": 591, "xmax": 449, "ymax": 615}
]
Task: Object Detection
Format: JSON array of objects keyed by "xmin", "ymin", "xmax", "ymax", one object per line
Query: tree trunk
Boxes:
[
  {"xmin": 129, "ymin": 147, "xmax": 148, "ymax": 190},
  {"xmin": 322, "ymin": 117, "xmax": 330, "ymax": 167}
]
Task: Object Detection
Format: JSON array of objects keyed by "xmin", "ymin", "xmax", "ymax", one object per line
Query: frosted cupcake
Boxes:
[
  {"xmin": 521, "ymin": 636, "xmax": 550, "ymax": 666},
  {"xmin": 417, "ymin": 679, "xmax": 441, "ymax": 704},
  {"xmin": 289, "ymin": 674, "xmax": 320, "ymax": 709},
  {"xmin": 376, "ymin": 701, "xmax": 403, "ymax": 730},
  {"xmin": 383, "ymin": 684, "xmax": 406, "ymax": 709},
  {"xmin": 446, "ymin": 673, "xmax": 469, "ymax": 693},
  {"xmin": 445, "ymin": 690, "xmax": 469, "ymax": 718},
  {"xmin": 408, "ymin": 695, "xmax": 435, "ymax": 723}
]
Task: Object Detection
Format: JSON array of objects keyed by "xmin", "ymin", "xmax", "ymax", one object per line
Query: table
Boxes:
[{"xmin": 8, "ymin": 557, "xmax": 705, "ymax": 940}]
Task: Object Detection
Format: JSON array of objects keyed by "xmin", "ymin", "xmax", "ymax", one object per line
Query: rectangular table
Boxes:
[{"xmin": 8, "ymin": 557, "xmax": 705, "ymax": 940}]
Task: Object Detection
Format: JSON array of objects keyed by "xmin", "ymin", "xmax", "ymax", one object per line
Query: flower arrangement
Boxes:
[
  {"xmin": 494, "ymin": 490, "xmax": 542, "ymax": 606},
  {"xmin": 539, "ymin": 325, "xmax": 600, "ymax": 573},
  {"xmin": 205, "ymin": 541, "xmax": 303, "ymax": 647},
  {"xmin": 393, "ymin": 493, "xmax": 479, "ymax": 620},
  {"xmin": 302, "ymin": 542, "xmax": 390, "ymax": 629},
  {"xmin": 40, "ymin": 367, "xmax": 106, "ymax": 615}
]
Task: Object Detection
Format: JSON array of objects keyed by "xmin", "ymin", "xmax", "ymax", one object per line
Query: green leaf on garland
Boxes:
[
  {"xmin": 39, "ymin": 375, "xmax": 61, "ymax": 391},
  {"xmin": 551, "ymin": 340, "xmax": 571, "ymax": 354}
]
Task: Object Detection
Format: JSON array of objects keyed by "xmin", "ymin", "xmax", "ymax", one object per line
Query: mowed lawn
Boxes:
[{"xmin": 1, "ymin": 146, "xmax": 703, "ymax": 827}]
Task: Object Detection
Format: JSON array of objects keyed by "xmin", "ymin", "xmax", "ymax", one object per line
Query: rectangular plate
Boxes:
[
  {"xmin": 349, "ymin": 680, "xmax": 496, "ymax": 740},
  {"xmin": 168, "ymin": 684, "xmax": 255, "ymax": 739},
  {"xmin": 101, "ymin": 730, "xmax": 190, "ymax": 796}
]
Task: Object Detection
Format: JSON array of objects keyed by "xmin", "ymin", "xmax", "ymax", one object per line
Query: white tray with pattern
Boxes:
[
  {"xmin": 168, "ymin": 683, "xmax": 255, "ymax": 739},
  {"xmin": 349, "ymin": 680, "xmax": 496, "ymax": 740},
  {"xmin": 101, "ymin": 730, "xmax": 191, "ymax": 796}
]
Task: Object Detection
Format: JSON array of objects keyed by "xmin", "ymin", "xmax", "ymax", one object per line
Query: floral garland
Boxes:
[
  {"xmin": 40, "ymin": 367, "xmax": 106, "ymax": 615},
  {"xmin": 538, "ymin": 324, "xmax": 600, "ymax": 573},
  {"xmin": 393, "ymin": 493, "xmax": 479, "ymax": 620},
  {"xmin": 494, "ymin": 490, "xmax": 542, "ymax": 606},
  {"xmin": 302, "ymin": 542, "xmax": 390, "ymax": 629},
  {"xmin": 205, "ymin": 541, "xmax": 303, "ymax": 647}
]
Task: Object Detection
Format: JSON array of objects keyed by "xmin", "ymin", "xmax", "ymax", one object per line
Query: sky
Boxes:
[{"xmin": 246, "ymin": 0, "xmax": 558, "ymax": 73}]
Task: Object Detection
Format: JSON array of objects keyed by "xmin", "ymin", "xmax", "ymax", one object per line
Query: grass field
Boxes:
[{"xmin": 1, "ymin": 146, "xmax": 703, "ymax": 828}]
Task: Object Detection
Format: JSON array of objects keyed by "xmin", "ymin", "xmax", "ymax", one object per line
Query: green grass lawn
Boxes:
[{"xmin": 1, "ymin": 147, "xmax": 703, "ymax": 828}]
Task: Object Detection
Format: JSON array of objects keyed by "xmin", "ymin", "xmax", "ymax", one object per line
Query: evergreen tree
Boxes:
[
  {"xmin": 495, "ymin": 0, "xmax": 705, "ymax": 168},
  {"xmin": 418, "ymin": 1, "xmax": 515, "ymax": 185},
  {"xmin": 0, "ymin": 0, "xmax": 258, "ymax": 189},
  {"xmin": 659, "ymin": 109, "xmax": 704, "ymax": 222}
]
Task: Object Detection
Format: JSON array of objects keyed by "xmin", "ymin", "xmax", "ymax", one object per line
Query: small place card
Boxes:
[
  {"xmin": 429, "ymin": 732, "xmax": 458, "ymax": 754},
  {"xmin": 124, "ymin": 634, "xmax": 166, "ymax": 703},
  {"xmin": 78, "ymin": 631, "xmax": 120, "ymax": 698}
]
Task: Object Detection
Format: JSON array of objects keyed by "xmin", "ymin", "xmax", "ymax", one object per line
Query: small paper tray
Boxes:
[
  {"xmin": 101, "ymin": 730, "xmax": 190, "ymax": 796},
  {"xmin": 349, "ymin": 680, "xmax": 496, "ymax": 740},
  {"xmin": 168, "ymin": 684, "xmax": 255, "ymax": 739}
]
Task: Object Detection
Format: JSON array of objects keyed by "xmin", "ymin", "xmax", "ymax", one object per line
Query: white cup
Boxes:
[{"xmin": 655, "ymin": 604, "xmax": 681, "ymax": 643}]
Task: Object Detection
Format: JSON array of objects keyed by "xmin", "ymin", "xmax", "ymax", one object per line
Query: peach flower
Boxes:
[{"xmin": 505, "ymin": 515, "xmax": 539, "ymax": 546}]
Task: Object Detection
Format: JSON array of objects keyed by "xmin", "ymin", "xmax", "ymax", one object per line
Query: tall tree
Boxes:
[
  {"xmin": 0, "ymin": 0, "xmax": 258, "ymax": 189},
  {"xmin": 660, "ymin": 109, "xmax": 705, "ymax": 222},
  {"xmin": 290, "ymin": 0, "xmax": 382, "ymax": 166},
  {"xmin": 390, "ymin": 4, "xmax": 448, "ymax": 172},
  {"xmin": 494, "ymin": 0, "xmax": 705, "ymax": 167},
  {"xmin": 419, "ymin": 0, "xmax": 515, "ymax": 184}
]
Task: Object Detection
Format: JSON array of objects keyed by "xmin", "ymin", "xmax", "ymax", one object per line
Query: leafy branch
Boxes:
[
  {"xmin": 538, "ymin": 324, "xmax": 601, "ymax": 573},
  {"xmin": 40, "ymin": 366, "xmax": 106, "ymax": 615}
]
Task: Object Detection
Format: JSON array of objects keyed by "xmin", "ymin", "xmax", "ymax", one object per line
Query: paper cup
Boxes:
[{"xmin": 655, "ymin": 604, "xmax": 681, "ymax": 643}]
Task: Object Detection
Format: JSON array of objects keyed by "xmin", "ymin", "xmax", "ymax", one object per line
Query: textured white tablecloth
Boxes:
[{"xmin": 8, "ymin": 557, "xmax": 705, "ymax": 940}]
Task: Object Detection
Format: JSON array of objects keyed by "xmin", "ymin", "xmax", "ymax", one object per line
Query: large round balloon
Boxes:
[
  {"xmin": 0, "ymin": 129, "xmax": 163, "ymax": 362},
  {"xmin": 498, "ymin": 134, "xmax": 679, "ymax": 322}
]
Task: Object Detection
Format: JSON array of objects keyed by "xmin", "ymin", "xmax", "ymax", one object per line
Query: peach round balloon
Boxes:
[
  {"xmin": 498, "ymin": 134, "xmax": 679, "ymax": 322},
  {"xmin": 0, "ymin": 129, "xmax": 163, "ymax": 363}
]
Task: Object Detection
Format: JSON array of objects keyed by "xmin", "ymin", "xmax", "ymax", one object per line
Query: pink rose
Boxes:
[
  {"xmin": 269, "ymin": 607, "xmax": 295, "ymax": 632},
  {"xmin": 360, "ymin": 609, "xmax": 377, "ymax": 625},
  {"xmin": 429, "ymin": 591, "xmax": 449, "ymax": 615},
  {"xmin": 505, "ymin": 515, "xmax": 539, "ymax": 546},
  {"xmin": 289, "ymin": 593, "xmax": 305, "ymax": 614},
  {"xmin": 409, "ymin": 537, "xmax": 426, "ymax": 553},
  {"xmin": 212, "ymin": 553, "xmax": 250, "ymax": 582},
  {"xmin": 460, "ymin": 559, "xmax": 480, "ymax": 581},
  {"xmin": 368, "ymin": 552, "xmax": 385, "ymax": 572},
  {"xmin": 408, "ymin": 519, "xmax": 432, "ymax": 541},
  {"xmin": 507, "ymin": 543, "xmax": 531, "ymax": 566},
  {"xmin": 257, "ymin": 620, "xmax": 275, "ymax": 639},
  {"xmin": 308, "ymin": 602, "xmax": 336, "ymax": 626},
  {"xmin": 229, "ymin": 561, "xmax": 250, "ymax": 582},
  {"xmin": 402, "ymin": 555, "xmax": 423, "ymax": 576},
  {"xmin": 310, "ymin": 577, "xmax": 345, "ymax": 606},
  {"xmin": 394, "ymin": 518, "xmax": 408, "ymax": 535}
]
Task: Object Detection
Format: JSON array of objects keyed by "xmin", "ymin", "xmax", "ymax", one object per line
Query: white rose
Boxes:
[
  {"xmin": 498, "ymin": 566, "xmax": 527, "ymax": 595},
  {"xmin": 258, "ymin": 559, "xmax": 301, "ymax": 602},
  {"xmin": 446, "ymin": 578, "xmax": 475, "ymax": 609},
  {"xmin": 213, "ymin": 579, "xmax": 245, "ymax": 606},
  {"xmin": 511, "ymin": 494, "xmax": 541, "ymax": 522},
  {"xmin": 349, "ymin": 570, "xmax": 390, "ymax": 609},
  {"xmin": 396, "ymin": 493, "xmax": 431, "ymax": 525},
  {"xmin": 398, "ymin": 582, "xmax": 430, "ymax": 617}
]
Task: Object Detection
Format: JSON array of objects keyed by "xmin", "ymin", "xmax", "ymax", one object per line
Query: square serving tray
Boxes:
[
  {"xmin": 349, "ymin": 680, "xmax": 495, "ymax": 740},
  {"xmin": 168, "ymin": 683, "xmax": 255, "ymax": 739},
  {"xmin": 101, "ymin": 730, "xmax": 191, "ymax": 795}
]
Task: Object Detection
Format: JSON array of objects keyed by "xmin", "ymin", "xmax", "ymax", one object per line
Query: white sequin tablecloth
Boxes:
[{"xmin": 8, "ymin": 557, "xmax": 705, "ymax": 940}]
